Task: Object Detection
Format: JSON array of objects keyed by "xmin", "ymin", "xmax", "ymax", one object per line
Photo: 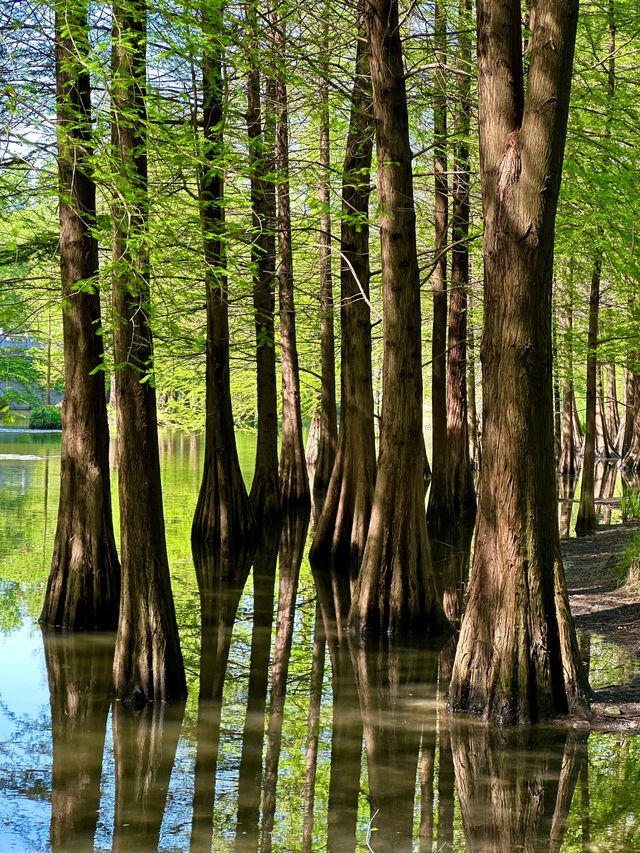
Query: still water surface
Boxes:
[{"xmin": 0, "ymin": 428, "xmax": 639, "ymax": 851}]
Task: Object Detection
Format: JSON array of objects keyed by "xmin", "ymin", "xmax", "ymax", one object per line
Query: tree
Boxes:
[
  {"xmin": 192, "ymin": 0, "xmax": 256, "ymax": 551},
  {"xmin": 448, "ymin": 0, "xmax": 589, "ymax": 722},
  {"xmin": 310, "ymin": 8, "xmax": 376, "ymax": 581},
  {"xmin": 40, "ymin": 0, "xmax": 120, "ymax": 630},
  {"xmin": 348, "ymin": 0, "xmax": 449, "ymax": 636},
  {"xmin": 110, "ymin": 0, "xmax": 186, "ymax": 704}
]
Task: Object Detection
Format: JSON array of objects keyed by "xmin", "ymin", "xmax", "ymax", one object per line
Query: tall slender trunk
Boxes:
[
  {"xmin": 310, "ymin": 13, "xmax": 375, "ymax": 582},
  {"xmin": 41, "ymin": 0, "xmax": 120, "ymax": 630},
  {"xmin": 192, "ymin": 1, "xmax": 256, "ymax": 550},
  {"xmin": 596, "ymin": 365, "xmax": 614, "ymax": 457},
  {"xmin": 275, "ymin": 11, "xmax": 310, "ymax": 509},
  {"xmin": 467, "ymin": 290, "xmax": 479, "ymax": 465},
  {"xmin": 348, "ymin": 0, "xmax": 449, "ymax": 636},
  {"xmin": 605, "ymin": 364, "xmax": 620, "ymax": 438},
  {"xmin": 110, "ymin": 0, "xmax": 186, "ymax": 703},
  {"xmin": 443, "ymin": 0, "xmax": 475, "ymax": 519},
  {"xmin": 426, "ymin": 0, "xmax": 450, "ymax": 524},
  {"xmin": 558, "ymin": 299, "xmax": 577, "ymax": 477},
  {"xmin": 246, "ymin": 1, "xmax": 280, "ymax": 522},
  {"xmin": 449, "ymin": 0, "xmax": 588, "ymax": 722},
  {"xmin": 575, "ymin": 259, "xmax": 600, "ymax": 535},
  {"xmin": 313, "ymin": 11, "xmax": 337, "ymax": 497},
  {"xmin": 616, "ymin": 359, "xmax": 636, "ymax": 457}
]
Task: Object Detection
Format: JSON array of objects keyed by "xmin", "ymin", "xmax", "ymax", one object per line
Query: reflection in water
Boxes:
[
  {"xmin": 235, "ymin": 523, "xmax": 282, "ymax": 850},
  {"xmin": 597, "ymin": 462, "xmax": 618, "ymax": 524},
  {"xmin": 112, "ymin": 701, "xmax": 185, "ymax": 853},
  {"xmin": 451, "ymin": 723, "xmax": 587, "ymax": 852},
  {"xmin": 191, "ymin": 540, "xmax": 256, "ymax": 852},
  {"xmin": 261, "ymin": 508, "xmax": 310, "ymax": 853},
  {"xmin": 559, "ymin": 472, "xmax": 579, "ymax": 539},
  {"xmin": 351, "ymin": 638, "xmax": 440, "ymax": 853},
  {"xmin": 42, "ymin": 629, "xmax": 114, "ymax": 852}
]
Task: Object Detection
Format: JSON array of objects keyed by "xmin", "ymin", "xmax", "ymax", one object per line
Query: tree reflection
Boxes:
[
  {"xmin": 312, "ymin": 557, "xmax": 362, "ymax": 853},
  {"xmin": 190, "ymin": 540, "xmax": 255, "ymax": 852},
  {"xmin": 261, "ymin": 508, "xmax": 310, "ymax": 852},
  {"xmin": 235, "ymin": 523, "xmax": 281, "ymax": 851},
  {"xmin": 351, "ymin": 637, "xmax": 440, "ymax": 852},
  {"xmin": 112, "ymin": 701, "xmax": 184, "ymax": 852},
  {"xmin": 450, "ymin": 722, "xmax": 587, "ymax": 852},
  {"xmin": 42, "ymin": 628, "xmax": 114, "ymax": 852},
  {"xmin": 558, "ymin": 472, "xmax": 579, "ymax": 539}
]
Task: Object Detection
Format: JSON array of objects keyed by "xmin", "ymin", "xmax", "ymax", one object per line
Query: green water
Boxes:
[{"xmin": 0, "ymin": 427, "xmax": 639, "ymax": 851}]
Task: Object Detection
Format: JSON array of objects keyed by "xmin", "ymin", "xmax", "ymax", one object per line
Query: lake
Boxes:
[{"xmin": 0, "ymin": 427, "xmax": 638, "ymax": 851}]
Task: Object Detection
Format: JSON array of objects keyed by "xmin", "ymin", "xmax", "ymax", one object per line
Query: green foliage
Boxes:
[{"xmin": 29, "ymin": 405, "xmax": 61, "ymax": 430}]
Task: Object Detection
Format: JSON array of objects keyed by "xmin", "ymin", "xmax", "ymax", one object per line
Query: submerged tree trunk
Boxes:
[
  {"xmin": 426, "ymin": 0, "xmax": 449, "ymax": 525},
  {"xmin": 41, "ymin": 0, "xmax": 120, "ymax": 630},
  {"xmin": 310, "ymin": 13, "xmax": 375, "ymax": 582},
  {"xmin": 576, "ymin": 260, "xmax": 600, "ymax": 535},
  {"xmin": 348, "ymin": 0, "xmax": 450, "ymax": 637},
  {"xmin": 313, "ymin": 12, "xmax": 338, "ymax": 498},
  {"xmin": 442, "ymin": 0, "xmax": 475, "ymax": 520},
  {"xmin": 110, "ymin": 0, "xmax": 186, "ymax": 704},
  {"xmin": 192, "ymin": 2, "xmax": 255, "ymax": 551},
  {"xmin": 246, "ymin": 4, "xmax": 279, "ymax": 522},
  {"xmin": 275, "ymin": 14, "xmax": 310, "ymax": 509},
  {"xmin": 449, "ymin": 0, "xmax": 588, "ymax": 723}
]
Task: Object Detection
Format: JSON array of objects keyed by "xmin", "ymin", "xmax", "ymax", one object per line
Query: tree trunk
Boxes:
[
  {"xmin": 192, "ymin": 2, "xmax": 256, "ymax": 551},
  {"xmin": 616, "ymin": 360, "xmax": 636, "ymax": 457},
  {"xmin": 309, "ymin": 13, "xmax": 375, "ymax": 583},
  {"xmin": 275, "ymin": 13, "xmax": 310, "ymax": 509},
  {"xmin": 449, "ymin": 0, "xmax": 589, "ymax": 722},
  {"xmin": 558, "ymin": 299, "xmax": 577, "ymax": 477},
  {"xmin": 426, "ymin": 0, "xmax": 450, "ymax": 525},
  {"xmin": 572, "ymin": 392, "xmax": 584, "ymax": 452},
  {"xmin": 595, "ymin": 364, "xmax": 614, "ymax": 458},
  {"xmin": 622, "ymin": 375, "xmax": 640, "ymax": 472},
  {"xmin": 41, "ymin": 0, "xmax": 120, "ymax": 630},
  {"xmin": 606, "ymin": 364, "xmax": 620, "ymax": 438},
  {"xmin": 246, "ymin": 3, "xmax": 280, "ymax": 523},
  {"xmin": 467, "ymin": 290, "xmax": 479, "ymax": 466},
  {"xmin": 313, "ymin": 12, "xmax": 338, "ymax": 498},
  {"xmin": 443, "ymin": 0, "xmax": 476, "ymax": 520},
  {"xmin": 110, "ymin": 0, "xmax": 186, "ymax": 704},
  {"xmin": 554, "ymin": 361, "xmax": 562, "ymax": 461},
  {"xmin": 576, "ymin": 260, "xmax": 600, "ymax": 535},
  {"xmin": 348, "ymin": 0, "xmax": 450, "ymax": 637}
]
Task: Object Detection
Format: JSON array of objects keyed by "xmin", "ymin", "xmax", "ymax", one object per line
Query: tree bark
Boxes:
[
  {"xmin": 246, "ymin": 2, "xmax": 280, "ymax": 523},
  {"xmin": 558, "ymin": 299, "xmax": 577, "ymax": 477},
  {"xmin": 606, "ymin": 364, "xmax": 620, "ymax": 438},
  {"xmin": 310, "ymin": 13, "xmax": 376, "ymax": 582},
  {"xmin": 467, "ymin": 290, "xmax": 479, "ymax": 466},
  {"xmin": 313, "ymin": 11, "xmax": 338, "ymax": 498},
  {"xmin": 348, "ymin": 0, "xmax": 450, "ymax": 637},
  {"xmin": 426, "ymin": 0, "xmax": 450, "ymax": 525},
  {"xmin": 443, "ymin": 0, "xmax": 476, "ymax": 519},
  {"xmin": 110, "ymin": 0, "xmax": 186, "ymax": 703},
  {"xmin": 274, "ymin": 12, "xmax": 310, "ymax": 509},
  {"xmin": 576, "ymin": 260, "xmax": 600, "ymax": 535},
  {"xmin": 41, "ymin": 0, "xmax": 120, "ymax": 630},
  {"xmin": 449, "ymin": 0, "xmax": 588, "ymax": 722},
  {"xmin": 192, "ymin": 1, "xmax": 256, "ymax": 551}
]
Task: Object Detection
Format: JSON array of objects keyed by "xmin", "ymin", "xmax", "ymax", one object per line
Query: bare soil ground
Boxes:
[{"xmin": 563, "ymin": 523, "xmax": 640, "ymax": 731}]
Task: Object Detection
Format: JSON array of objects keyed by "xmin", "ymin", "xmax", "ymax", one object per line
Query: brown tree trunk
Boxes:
[
  {"xmin": 313, "ymin": 12, "xmax": 338, "ymax": 498},
  {"xmin": 41, "ymin": 0, "xmax": 120, "ymax": 630},
  {"xmin": 348, "ymin": 0, "xmax": 450, "ymax": 637},
  {"xmin": 192, "ymin": 3, "xmax": 256, "ymax": 551},
  {"xmin": 576, "ymin": 260, "xmax": 600, "ymax": 535},
  {"xmin": 622, "ymin": 376, "xmax": 640, "ymax": 472},
  {"xmin": 261, "ymin": 509, "xmax": 310, "ymax": 851},
  {"xmin": 467, "ymin": 291, "xmax": 479, "ymax": 466},
  {"xmin": 449, "ymin": 0, "xmax": 588, "ymax": 722},
  {"xmin": 43, "ymin": 629, "xmax": 114, "ymax": 851},
  {"xmin": 443, "ymin": 0, "xmax": 476, "ymax": 520},
  {"xmin": 558, "ymin": 299, "xmax": 577, "ymax": 477},
  {"xmin": 112, "ymin": 702, "xmax": 185, "ymax": 852},
  {"xmin": 275, "ymin": 13, "xmax": 310, "ymax": 509},
  {"xmin": 559, "ymin": 472, "xmax": 578, "ymax": 539},
  {"xmin": 426, "ymin": 0, "xmax": 450, "ymax": 525},
  {"xmin": 572, "ymin": 392, "xmax": 584, "ymax": 452},
  {"xmin": 554, "ymin": 361, "xmax": 562, "ymax": 460},
  {"xmin": 595, "ymin": 364, "xmax": 614, "ymax": 458},
  {"xmin": 606, "ymin": 364, "xmax": 620, "ymax": 439},
  {"xmin": 616, "ymin": 360, "xmax": 636, "ymax": 457},
  {"xmin": 309, "ymin": 13, "xmax": 376, "ymax": 583},
  {"xmin": 110, "ymin": 0, "xmax": 186, "ymax": 704},
  {"xmin": 246, "ymin": 3, "xmax": 280, "ymax": 523}
]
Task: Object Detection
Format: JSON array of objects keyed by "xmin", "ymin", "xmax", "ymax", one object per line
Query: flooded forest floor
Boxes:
[{"xmin": 564, "ymin": 523, "xmax": 640, "ymax": 730}]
